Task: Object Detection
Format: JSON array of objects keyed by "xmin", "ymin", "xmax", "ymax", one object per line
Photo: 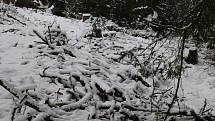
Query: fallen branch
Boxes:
[
  {"xmin": 40, "ymin": 68, "xmax": 74, "ymax": 88},
  {"xmin": 7, "ymin": 14, "xmax": 26, "ymax": 26},
  {"xmin": 2, "ymin": 28, "xmax": 19, "ymax": 33},
  {"xmin": 33, "ymin": 29, "xmax": 55, "ymax": 49},
  {"xmin": 0, "ymin": 79, "xmax": 59, "ymax": 117}
]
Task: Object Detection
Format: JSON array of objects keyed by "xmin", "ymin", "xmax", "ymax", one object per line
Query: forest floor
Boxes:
[{"xmin": 0, "ymin": 3, "xmax": 215, "ymax": 121}]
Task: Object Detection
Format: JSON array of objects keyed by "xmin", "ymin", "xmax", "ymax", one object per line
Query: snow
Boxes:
[
  {"xmin": 0, "ymin": 3, "xmax": 215, "ymax": 121},
  {"xmin": 146, "ymin": 11, "xmax": 158, "ymax": 22},
  {"xmin": 83, "ymin": 13, "xmax": 91, "ymax": 17},
  {"xmin": 0, "ymin": 3, "xmax": 92, "ymax": 121},
  {"xmin": 182, "ymin": 63, "xmax": 215, "ymax": 112}
]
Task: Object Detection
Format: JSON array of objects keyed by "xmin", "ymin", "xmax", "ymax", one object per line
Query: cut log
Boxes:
[
  {"xmin": 185, "ymin": 47, "xmax": 198, "ymax": 65},
  {"xmin": 82, "ymin": 13, "xmax": 91, "ymax": 22}
]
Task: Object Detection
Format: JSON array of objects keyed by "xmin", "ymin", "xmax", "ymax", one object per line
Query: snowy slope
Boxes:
[
  {"xmin": 0, "ymin": 4, "xmax": 93, "ymax": 121},
  {"xmin": 0, "ymin": 3, "xmax": 215, "ymax": 121},
  {"xmin": 181, "ymin": 50, "xmax": 215, "ymax": 113},
  {"xmin": 0, "ymin": 4, "xmax": 154, "ymax": 121}
]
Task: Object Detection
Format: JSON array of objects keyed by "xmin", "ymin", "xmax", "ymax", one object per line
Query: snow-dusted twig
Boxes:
[
  {"xmin": 164, "ymin": 30, "xmax": 187, "ymax": 121},
  {"xmin": 33, "ymin": 29, "xmax": 55, "ymax": 49},
  {"xmin": 7, "ymin": 14, "xmax": 26, "ymax": 26},
  {"xmin": 11, "ymin": 95, "xmax": 28, "ymax": 121}
]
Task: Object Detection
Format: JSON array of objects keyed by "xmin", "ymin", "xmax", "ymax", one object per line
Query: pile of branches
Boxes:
[
  {"xmin": 0, "ymin": 18, "xmax": 215, "ymax": 121},
  {"xmin": 0, "ymin": 25, "xmax": 169, "ymax": 121}
]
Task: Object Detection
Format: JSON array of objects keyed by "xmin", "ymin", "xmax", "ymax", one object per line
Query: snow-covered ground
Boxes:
[
  {"xmin": 181, "ymin": 53, "xmax": 215, "ymax": 112},
  {"xmin": 0, "ymin": 3, "xmax": 215, "ymax": 121},
  {"xmin": 0, "ymin": 4, "xmax": 93, "ymax": 121}
]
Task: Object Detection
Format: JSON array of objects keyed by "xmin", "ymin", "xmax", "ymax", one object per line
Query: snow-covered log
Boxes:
[
  {"xmin": 62, "ymin": 91, "xmax": 92, "ymax": 111},
  {"xmin": 61, "ymin": 78, "xmax": 93, "ymax": 111}
]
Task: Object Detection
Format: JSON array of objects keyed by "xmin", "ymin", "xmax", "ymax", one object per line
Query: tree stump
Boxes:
[
  {"xmin": 185, "ymin": 47, "xmax": 198, "ymax": 64},
  {"xmin": 82, "ymin": 13, "xmax": 91, "ymax": 22}
]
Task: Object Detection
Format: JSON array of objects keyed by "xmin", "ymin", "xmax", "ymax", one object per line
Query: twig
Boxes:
[
  {"xmin": 190, "ymin": 110, "xmax": 207, "ymax": 121},
  {"xmin": 7, "ymin": 14, "xmax": 26, "ymax": 26},
  {"xmin": 200, "ymin": 98, "xmax": 207, "ymax": 115},
  {"xmin": 11, "ymin": 95, "xmax": 28, "ymax": 121},
  {"xmin": 2, "ymin": 28, "xmax": 19, "ymax": 33},
  {"xmin": 33, "ymin": 29, "xmax": 55, "ymax": 49},
  {"xmin": 33, "ymin": 30, "xmax": 48, "ymax": 44}
]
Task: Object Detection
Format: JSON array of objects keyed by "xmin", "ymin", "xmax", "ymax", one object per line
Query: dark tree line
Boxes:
[
  {"xmin": 64, "ymin": 0, "xmax": 159, "ymax": 26},
  {"xmin": 63, "ymin": 0, "xmax": 214, "ymax": 45},
  {"xmin": 1, "ymin": 0, "xmax": 214, "ymax": 46}
]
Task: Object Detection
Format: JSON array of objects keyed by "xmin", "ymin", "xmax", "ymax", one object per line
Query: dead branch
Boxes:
[
  {"xmin": 190, "ymin": 110, "xmax": 208, "ymax": 121},
  {"xmin": 33, "ymin": 29, "xmax": 55, "ymax": 49},
  {"xmin": 2, "ymin": 28, "xmax": 19, "ymax": 33},
  {"xmin": 7, "ymin": 14, "xmax": 26, "ymax": 26},
  {"xmin": 40, "ymin": 68, "xmax": 74, "ymax": 88},
  {"xmin": 0, "ymin": 79, "xmax": 59, "ymax": 118}
]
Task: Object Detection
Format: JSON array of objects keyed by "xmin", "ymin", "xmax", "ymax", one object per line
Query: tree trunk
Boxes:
[{"xmin": 51, "ymin": 0, "xmax": 66, "ymax": 17}]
